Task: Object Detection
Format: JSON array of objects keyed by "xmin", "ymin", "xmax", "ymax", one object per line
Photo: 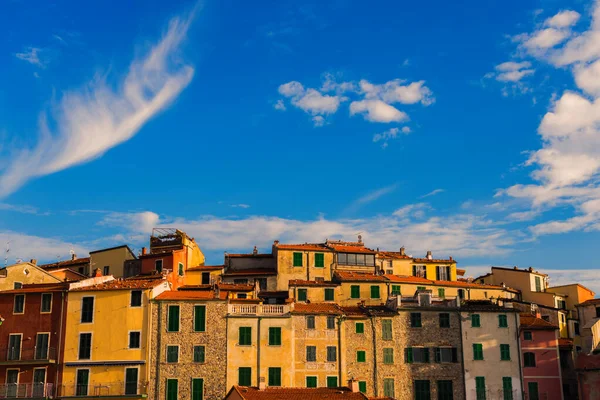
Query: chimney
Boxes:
[
  {"xmin": 258, "ymin": 377, "xmax": 266, "ymax": 390},
  {"xmin": 141, "ymin": 247, "xmax": 147, "ymax": 256},
  {"xmin": 528, "ymin": 267, "xmax": 533, "ymax": 272},
  {"xmin": 348, "ymin": 379, "xmax": 359, "ymax": 392},
  {"xmin": 399, "ymin": 246, "xmax": 405, "ymax": 256},
  {"xmin": 535, "ymin": 310, "xmax": 542, "ymax": 319},
  {"xmin": 357, "ymin": 234, "xmax": 362, "ymax": 244},
  {"xmin": 253, "ymin": 246, "xmax": 258, "ymax": 256},
  {"xmin": 449, "ymin": 256, "xmax": 453, "ymax": 261},
  {"xmin": 273, "ymin": 240, "xmax": 279, "ymax": 246},
  {"xmin": 426, "ymin": 250, "xmax": 432, "ymax": 260},
  {"xmin": 93, "ymin": 268, "xmax": 102, "ymax": 278},
  {"xmin": 30, "ymin": 259, "xmax": 37, "ymax": 265},
  {"xmin": 71, "ymin": 253, "xmax": 77, "ymax": 261}
]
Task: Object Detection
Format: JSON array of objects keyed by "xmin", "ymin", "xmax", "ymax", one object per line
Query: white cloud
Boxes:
[
  {"xmin": 350, "ymin": 100, "xmax": 407, "ymax": 123},
  {"xmin": 312, "ymin": 115, "xmax": 325, "ymax": 127},
  {"xmin": 546, "ymin": 10, "xmax": 580, "ymax": 28},
  {"xmin": 574, "ymin": 60, "xmax": 600, "ymax": 96},
  {"xmin": 273, "ymin": 99, "xmax": 286, "ymax": 111},
  {"xmin": 487, "ymin": 61, "xmax": 535, "ymax": 83},
  {"xmin": 0, "ymin": 203, "xmax": 44, "ymax": 215},
  {"xmin": 420, "ymin": 189, "xmax": 445, "ymax": 199},
  {"xmin": 15, "ymin": 47, "xmax": 47, "ymax": 68},
  {"xmin": 372, "ymin": 127, "xmax": 411, "ymax": 147},
  {"xmin": 349, "ymin": 184, "xmax": 397, "ymax": 209},
  {"xmin": 99, "ymin": 211, "xmax": 160, "ymax": 234},
  {"xmin": 231, "ymin": 204, "xmax": 251, "ymax": 209},
  {"xmin": 278, "ymin": 82, "xmax": 341, "ymax": 115},
  {"xmin": 392, "ymin": 202, "xmax": 430, "ymax": 219},
  {"xmin": 0, "ymin": 230, "xmax": 87, "ymax": 264},
  {"xmin": 359, "ymin": 79, "xmax": 435, "ymax": 106},
  {"xmin": 524, "ymin": 28, "xmax": 571, "ymax": 50},
  {"xmin": 0, "ymin": 13, "xmax": 195, "ymax": 198}
]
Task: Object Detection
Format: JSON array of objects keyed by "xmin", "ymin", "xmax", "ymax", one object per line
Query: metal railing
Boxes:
[
  {"xmin": 0, "ymin": 383, "xmax": 53, "ymax": 398},
  {"xmin": 228, "ymin": 304, "xmax": 289, "ymax": 315},
  {"xmin": 59, "ymin": 382, "xmax": 147, "ymax": 397},
  {"xmin": 1, "ymin": 347, "xmax": 56, "ymax": 362}
]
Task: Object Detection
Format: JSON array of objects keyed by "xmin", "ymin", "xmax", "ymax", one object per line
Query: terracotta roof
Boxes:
[
  {"xmin": 384, "ymin": 274, "xmax": 518, "ymax": 292},
  {"xmin": 276, "ymin": 243, "xmax": 331, "ymax": 252},
  {"xmin": 456, "ymin": 269, "xmax": 466, "ymax": 276},
  {"xmin": 47, "ymin": 268, "xmax": 88, "ymax": 280},
  {"xmin": 71, "ymin": 277, "xmax": 166, "ymax": 291},
  {"xmin": 187, "ymin": 265, "xmax": 224, "ymax": 272},
  {"xmin": 412, "ymin": 257, "xmax": 456, "ymax": 263},
  {"xmin": 218, "ymin": 283, "xmax": 255, "ymax": 292},
  {"xmin": 576, "ymin": 298, "xmax": 600, "ymax": 306},
  {"xmin": 384, "ymin": 274, "xmax": 430, "ymax": 284},
  {"xmin": 230, "ymin": 386, "xmax": 368, "ymax": 400},
  {"xmin": 329, "ymin": 244, "xmax": 376, "ymax": 254},
  {"xmin": 575, "ymin": 353, "xmax": 600, "ymax": 370},
  {"xmin": 224, "ymin": 268, "xmax": 277, "ymax": 276},
  {"xmin": 548, "ymin": 283, "xmax": 595, "ymax": 296},
  {"xmin": 1, "ymin": 283, "xmax": 70, "ymax": 294},
  {"xmin": 292, "ymin": 302, "xmax": 342, "ymax": 315},
  {"xmin": 334, "ymin": 271, "xmax": 387, "ymax": 282},
  {"xmin": 491, "ymin": 266, "xmax": 547, "ymax": 276},
  {"xmin": 258, "ymin": 291, "xmax": 289, "ymax": 298},
  {"xmin": 337, "ymin": 306, "xmax": 367, "ymax": 316},
  {"xmin": 520, "ymin": 314, "xmax": 559, "ymax": 330},
  {"xmin": 226, "ymin": 253, "xmax": 273, "ymax": 258},
  {"xmin": 289, "ymin": 280, "xmax": 339, "ymax": 287},
  {"xmin": 377, "ymin": 251, "xmax": 411, "ymax": 259},
  {"xmin": 178, "ymin": 285, "xmax": 213, "ymax": 291},
  {"xmin": 558, "ymin": 338, "xmax": 573, "ymax": 349},
  {"xmin": 156, "ymin": 290, "xmax": 227, "ymax": 301},
  {"xmin": 139, "ymin": 250, "xmax": 176, "ymax": 259},
  {"xmin": 39, "ymin": 257, "xmax": 90, "ymax": 270}
]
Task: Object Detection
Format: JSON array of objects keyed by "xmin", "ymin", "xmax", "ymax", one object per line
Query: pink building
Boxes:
[{"xmin": 520, "ymin": 314, "xmax": 564, "ymax": 400}]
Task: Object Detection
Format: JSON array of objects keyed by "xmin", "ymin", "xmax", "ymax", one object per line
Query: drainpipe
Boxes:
[
  {"xmin": 516, "ymin": 312, "xmax": 524, "ymax": 399},
  {"xmin": 145, "ymin": 291, "xmax": 153, "ymax": 393},
  {"xmin": 154, "ymin": 302, "xmax": 163, "ymax": 399},
  {"xmin": 337, "ymin": 315, "xmax": 344, "ymax": 386},
  {"xmin": 457, "ymin": 310, "xmax": 466, "ymax": 400},
  {"xmin": 306, "ymin": 252, "xmax": 310, "ymax": 281},
  {"xmin": 55, "ymin": 290, "xmax": 66, "ymax": 396},
  {"xmin": 370, "ymin": 315, "xmax": 378, "ymax": 397},
  {"xmin": 257, "ymin": 317, "xmax": 262, "ymax": 386}
]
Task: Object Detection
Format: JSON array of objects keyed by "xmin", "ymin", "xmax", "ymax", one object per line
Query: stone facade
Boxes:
[{"xmin": 148, "ymin": 299, "xmax": 228, "ymax": 400}]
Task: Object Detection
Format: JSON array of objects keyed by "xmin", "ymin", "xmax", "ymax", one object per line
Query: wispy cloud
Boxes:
[
  {"xmin": 15, "ymin": 47, "xmax": 48, "ymax": 68},
  {"xmin": 0, "ymin": 203, "xmax": 48, "ymax": 215},
  {"xmin": 231, "ymin": 204, "xmax": 251, "ymax": 209},
  {"xmin": 345, "ymin": 184, "xmax": 398, "ymax": 213},
  {"xmin": 0, "ymin": 10, "xmax": 196, "ymax": 198},
  {"xmin": 0, "ymin": 230, "xmax": 87, "ymax": 265},
  {"xmin": 419, "ymin": 188, "xmax": 445, "ymax": 199}
]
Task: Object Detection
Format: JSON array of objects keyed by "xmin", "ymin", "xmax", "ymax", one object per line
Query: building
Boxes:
[
  {"xmin": 148, "ymin": 289, "xmax": 228, "ymax": 400},
  {"xmin": 89, "ymin": 245, "xmax": 137, "ymax": 278},
  {"xmin": 0, "ymin": 261, "xmax": 63, "ymax": 291},
  {"xmin": 460, "ymin": 300, "xmax": 522, "ymax": 400},
  {"xmin": 519, "ymin": 313, "xmax": 563, "ymax": 400},
  {"xmin": 40, "ymin": 255, "xmax": 91, "ymax": 277},
  {"xmin": 223, "ymin": 384, "xmax": 370, "ymax": 400},
  {"xmin": 59, "ymin": 274, "xmax": 169, "ymax": 399}
]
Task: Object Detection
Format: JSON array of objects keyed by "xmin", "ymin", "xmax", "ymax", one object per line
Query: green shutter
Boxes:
[
  {"xmin": 411, "ymin": 313, "xmax": 422, "ymax": 327},
  {"xmin": 325, "ymin": 288, "xmax": 334, "ymax": 301},
  {"xmin": 502, "ymin": 377, "xmax": 513, "ymax": 400},
  {"xmin": 524, "ymin": 331, "xmax": 533, "ymax": 340},
  {"xmin": 415, "ymin": 380, "xmax": 430, "ymax": 400},
  {"xmin": 167, "ymin": 305, "xmax": 180, "ymax": 332},
  {"xmin": 473, "ymin": 343, "xmax": 483, "ymax": 360},
  {"xmin": 358, "ymin": 381, "xmax": 367, "ymax": 393},
  {"xmin": 293, "ymin": 252, "xmax": 303, "ymax": 267},
  {"xmin": 315, "ymin": 253, "xmax": 324, "ymax": 267},
  {"xmin": 166, "ymin": 345, "xmax": 178, "ymax": 363},
  {"xmin": 194, "ymin": 306, "xmax": 206, "ymax": 332},
  {"xmin": 438, "ymin": 288, "xmax": 445, "ymax": 298},
  {"xmin": 239, "ymin": 327, "xmax": 251, "ymax": 345},
  {"xmin": 355, "ymin": 322, "xmax": 364, "ymax": 334},
  {"xmin": 306, "ymin": 376, "xmax": 317, "ymax": 388},
  {"xmin": 439, "ymin": 313, "xmax": 450, "ymax": 328},
  {"xmin": 370, "ymin": 285, "xmax": 380, "ymax": 298},
  {"xmin": 471, "ymin": 314, "xmax": 481, "ymax": 327},
  {"xmin": 499, "ymin": 314, "xmax": 508, "ymax": 328},
  {"xmin": 500, "ymin": 344, "xmax": 510, "ymax": 360},
  {"xmin": 193, "ymin": 346, "xmax": 205, "ymax": 363},
  {"xmin": 350, "ymin": 285, "xmax": 360, "ymax": 299},
  {"xmin": 166, "ymin": 379, "xmax": 178, "ymax": 400},
  {"xmin": 192, "ymin": 378, "xmax": 203, "ymax": 400},
  {"xmin": 391, "ymin": 285, "xmax": 401, "ymax": 295},
  {"xmin": 382, "ymin": 319, "xmax": 392, "ymax": 340},
  {"xmin": 326, "ymin": 377, "xmax": 338, "ymax": 388},
  {"xmin": 269, "ymin": 327, "xmax": 281, "ymax": 346},
  {"xmin": 476, "ymin": 377, "xmax": 486, "ymax": 400},
  {"xmin": 238, "ymin": 368, "xmax": 251, "ymax": 386},
  {"xmin": 178, "ymin": 263, "xmax": 184, "ymax": 276},
  {"xmin": 528, "ymin": 382, "xmax": 539, "ymax": 400},
  {"xmin": 357, "ymin": 350, "xmax": 366, "ymax": 362},
  {"xmin": 268, "ymin": 368, "xmax": 281, "ymax": 386},
  {"xmin": 383, "ymin": 379, "xmax": 395, "ymax": 397},
  {"xmin": 298, "ymin": 289, "xmax": 307, "ymax": 302},
  {"xmin": 437, "ymin": 381, "xmax": 453, "ymax": 400},
  {"xmin": 405, "ymin": 347, "xmax": 413, "ymax": 363},
  {"xmin": 383, "ymin": 348, "xmax": 394, "ymax": 364}
]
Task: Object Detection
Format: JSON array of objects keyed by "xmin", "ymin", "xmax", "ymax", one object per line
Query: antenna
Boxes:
[{"xmin": 4, "ymin": 241, "xmax": 10, "ymax": 268}]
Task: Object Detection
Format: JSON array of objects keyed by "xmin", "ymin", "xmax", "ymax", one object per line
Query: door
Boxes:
[
  {"xmin": 35, "ymin": 334, "xmax": 49, "ymax": 360},
  {"xmin": 192, "ymin": 378, "xmax": 204, "ymax": 400},
  {"xmin": 32, "ymin": 369, "xmax": 46, "ymax": 397},
  {"xmin": 76, "ymin": 370, "xmax": 89, "ymax": 396},
  {"xmin": 124, "ymin": 368, "xmax": 138, "ymax": 395},
  {"xmin": 7, "ymin": 335, "xmax": 21, "ymax": 361},
  {"xmin": 528, "ymin": 382, "xmax": 539, "ymax": 400},
  {"xmin": 6, "ymin": 370, "xmax": 18, "ymax": 398}
]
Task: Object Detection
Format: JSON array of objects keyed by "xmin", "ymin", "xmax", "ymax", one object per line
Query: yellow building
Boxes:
[
  {"xmin": 0, "ymin": 261, "xmax": 62, "ymax": 291},
  {"xmin": 60, "ymin": 275, "xmax": 169, "ymax": 399},
  {"xmin": 89, "ymin": 245, "xmax": 137, "ymax": 278}
]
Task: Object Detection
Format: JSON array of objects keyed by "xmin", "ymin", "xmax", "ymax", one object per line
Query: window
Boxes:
[
  {"xmin": 436, "ymin": 265, "xmax": 451, "ymax": 281},
  {"xmin": 412, "ymin": 347, "xmax": 430, "ymax": 363},
  {"xmin": 327, "ymin": 346, "xmax": 337, "ymax": 362},
  {"xmin": 502, "ymin": 377, "xmax": 513, "ymax": 400},
  {"xmin": 327, "ymin": 316, "xmax": 336, "ymax": 330},
  {"xmin": 355, "ymin": 322, "xmax": 364, "ymax": 334},
  {"xmin": 500, "ymin": 344, "xmax": 510, "ymax": 360},
  {"xmin": 200, "ymin": 272, "xmax": 211, "ymax": 285},
  {"xmin": 575, "ymin": 322, "xmax": 580, "ymax": 335},
  {"xmin": 524, "ymin": 331, "xmax": 533, "ymax": 341},
  {"xmin": 234, "ymin": 279, "xmax": 249, "ymax": 284},
  {"xmin": 41, "ymin": 293, "xmax": 52, "ymax": 313},
  {"xmin": 410, "ymin": 313, "xmax": 422, "ymax": 327},
  {"xmin": 350, "ymin": 285, "xmax": 360, "ymax": 299},
  {"xmin": 238, "ymin": 368, "xmax": 251, "ymax": 386},
  {"xmin": 596, "ymin": 307, "xmax": 600, "ymax": 318},
  {"xmin": 535, "ymin": 276, "xmax": 542, "ymax": 292},
  {"xmin": 166, "ymin": 345, "xmax": 179, "ymax": 363},
  {"xmin": 237, "ymin": 293, "xmax": 247, "ymax": 299},
  {"xmin": 306, "ymin": 376, "xmax": 317, "ymax": 388},
  {"xmin": 370, "ymin": 285, "xmax": 380, "ymax": 299},
  {"xmin": 103, "ymin": 266, "xmax": 110, "ymax": 276},
  {"xmin": 35, "ymin": 333, "xmax": 49, "ymax": 359},
  {"xmin": 391, "ymin": 285, "xmax": 401, "ymax": 295},
  {"xmin": 337, "ymin": 253, "xmax": 375, "ymax": 266},
  {"xmin": 125, "ymin": 368, "xmax": 138, "ymax": 395},
  {"xmin": 167, "ymin": 305, "xmax": 180, "ymax": 332},
  {"xmin": 14, "ymin": 294, "xmax": 25, "ymax": 314},
  {"xmin": 254, "ymin": 278, "xmax": 266, "ymax": 290},
  {"xmin": 315, "ymin": 277, "xmax": 324, "ymax": 282},
  {"xmin": 129, "ymin": 332, "xmax": 141, "ymax": 349},
  {"xmin": 457, "ymin": 289, "xmax": 464, "ymax": 299},
  {"xmin": 177, "ymin": 262, "xmax": 184, "ymax": 277},
  {"xmin": 166, "ymin": 379, "xmax": 178, "ymax": 400},
  {"xmin": 76, "ymin": 369, "xmax": 90, "ymax": 396},
  {"xmin": 191, "ymin": 378, "xmax": 203, "ymax": 400},
  {"xmin": 498, "ymin": 314, "xmax": 508, "ymax": 328},
  {"xmin": 437, "ymin": 380, "xmax": 453, "ymax": 400},
  {"xmin": 356, "ymin": 350, "xmax": 366, "ymax": 362},
  {"xmin": 306, "ymin": 346, "xmax": 317, "ymax": 362},
  {"xmin": 417, "ymin": 286, "xmax": 427, "ymax": 291},
  {"xmin": 438, "ymin": 288, "xmax": 445, "ymax": 299},
  {"xmin": 8, "ymin": 335, "xmax": 21, "ymax": 360},
  {"xmin": 293, "ymin": 252, "xmax": 303, "ymax": 267},
  {"xmin": 327, "ymin": 377, "xmax": 338, "ymax": 388},
  {"xmin": 130, "ymin": 291, "xmax": 142, "ymax": 307},
  {"xmin": 193, "ymin": 345, "xmax": 205, "ymax": 363},
  {"xmin": 382, "ymin": 319, "xmax": 392, "ymax": 340},
  {"xmin": 383, "ymin": 348, "xmax": 394, "ymax": 364},
  {"xmin": 306, "ymin": 316, "xmax": 315, "ymax": 329},
  {"xmin": 557, "ymin": 300, "xmax": 566, "ymax": 310},
  {"xmin": 269, "ymin": 327, "xmax": 281, "ymax": 346},
  {"xmin": 383, "ymin": 378, "xmax": 395, "ymax": 397},
  {"xmin": 413, "ymin": 265, "xmax": 427, "ymax": 278},
  {"xmin": 239, "ymin": 327, "xmax": 252, "ymax": 345},
  {"xmin": 315, "ymin": 253, "xmax": 324, "ymax": 267},
  {"xmin": 524, "ymin": 352, "xmax": 536, "ymax": 367},
  {"xmin": 32, "ymin": 368, "xmax": 46, "ymax": 397},
  {"xmin": 386, "ymin": 269, "xmax": 393, "ymax": 275},
  {"xmin": 471, "ymin": 314, "xmax": 481, "ymax": 327},
  {"xmin": 325, "ymin": 288, "xmax": 334, "ymax": 301},
  {"xmin": 194, "ymin": 305, "xmax": 206, "ymax": 332},
  {"xmin": 358, "ymin": 381, "xmax": 367, "ymax": 393},
  {"xmin": 473, "ymin": 343, "xmax": 483, "ymax": 360},
  {"xmin": 268, "ymin": 367, "xmax": 281, "ymax": 386},
  {"xmin": 475, "ymin": 377, "xmax": 486, "ymax": 400},
  {"xmin": 81, "ymin": 297, "xmax": 94, "ymax": 323},
  {"xmin": 155, "ymin": 259, "xmax": 163, "ymax": 273},
  {"xmin": 79, "ymin": 333, "xmax": 92, "ymax": 360},
  {"xmin": 541, "ymin": 315, "xmax": 550, "ymax": 322},
  {"xmin": 434, "ymin": 347, "xmax": 457, "ymax": 363},
  {"xmin": 528, "ymin": 382, "xmax": 539, "ymax": 400},
  {"xmin": 415, "ymin": 380, "xmax": 431, "ymax": 400},
  {"xmin": 439, "ymin": 313, "xmax": 450, "ymax": 328},
  {"xmin": 298, "ymin": 289, "xmax": 307, "ymax": 302}
]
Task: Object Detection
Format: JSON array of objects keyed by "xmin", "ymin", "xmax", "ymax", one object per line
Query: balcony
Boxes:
[
  {"xmin": 0, "ymin": 383, "xmax": 54, "ymax": 398},
  {"xmin": 228, "ymin": 304, "xmax": 290, "ymax": 315},
  {"xmin": 0, "ymin": 347, "xmax": 56, "ymax": 364},
  {"xmin": 59, "ymin": 382, "xmax": 147, "ymax": 398}
]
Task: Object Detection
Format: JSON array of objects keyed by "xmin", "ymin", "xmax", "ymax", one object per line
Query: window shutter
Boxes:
[
  {"xmin": 446, "ymin": 266, "xmax": 451, "ymax": 279},
  {"xmin": 434, "ymin": 347, "xmax": 440, "ymax": 363},
  {"xmin": 412, "ymin": 265, "xmax": 417, "ymax": 276},
  {"xmin": 405, "ymin": 347, "xmax": 413, "ymax": 363},
  {"xmin": 452, "ymin": 347, "xmax": 458, "ymax": 363},
  {"xmin": 424, "ymin": 348, "xmax": 430, "ymax": 363},
  {"xmin": 436, "ymin": 267, "xmax": 440, "ymax": 280},
  {"xmin": 194, "ymin": 306, "xmax": 206, "ymax": 332}
]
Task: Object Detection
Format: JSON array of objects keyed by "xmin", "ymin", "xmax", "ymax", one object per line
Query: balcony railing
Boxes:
[
  {"xmin": 59, "ymin": 382, "xmax": 147, "ymax": 397},
  {"xmin": 228, "ymin": 304, "xmax": 289, "ymax": 315},
  {"xmin": 468, "ymin": 389, "xmax": 521, "ymax": 400},
  {"xmin": 0, "ymin": 347, "xmax": 56, "ymax": 363},
  {"xmin": 0, "ymin": 383, "xmax": 53, "ymax": 398}
]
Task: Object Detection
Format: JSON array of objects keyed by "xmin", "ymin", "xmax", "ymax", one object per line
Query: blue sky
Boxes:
[{"xmin": 1, "ymin": 0, "xmax": 600, "ymax": 292}]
